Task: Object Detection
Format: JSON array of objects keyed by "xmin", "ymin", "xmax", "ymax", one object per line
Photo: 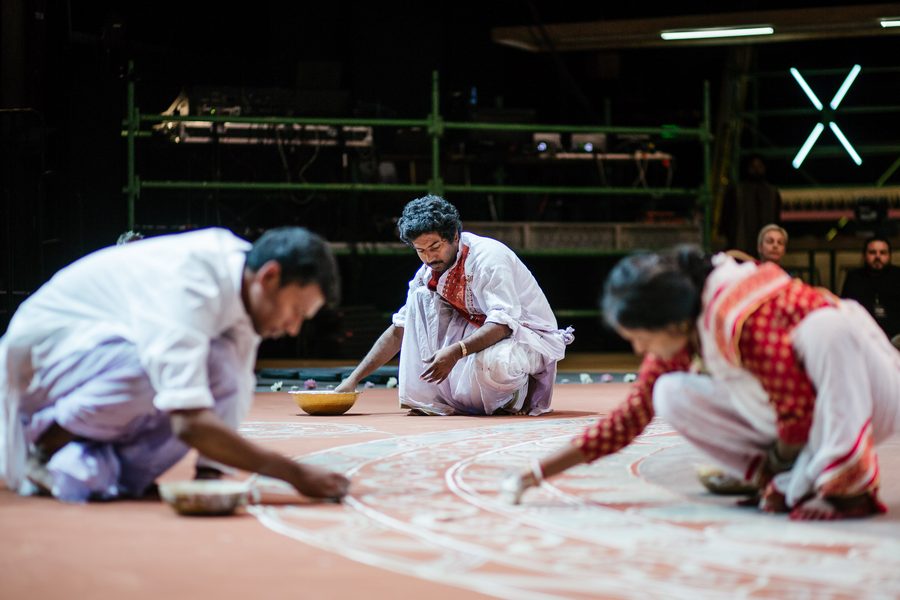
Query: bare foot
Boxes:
[
  {"xmin": 759, "ymin": 482, "xmax": 789, "ymax": 513},
  {"xmin": 289, "ymin": 464, "xmax": 350, "ymax": 500},
  {"xmin": 25, "ymin": 453, "xmax": 58, "ymax": 497},
  {"xmin": 790, "ymin": 492, "xmax": 886, "ymax": 521}
]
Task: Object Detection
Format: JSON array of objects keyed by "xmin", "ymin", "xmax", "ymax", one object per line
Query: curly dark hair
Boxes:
[
  {"xmin": 397, "ymin": 195, "xmax": 462, "ymax": 245},
  {"xmin": 245, "ymin": 226, "xmax": 340, "ymax": 306}
]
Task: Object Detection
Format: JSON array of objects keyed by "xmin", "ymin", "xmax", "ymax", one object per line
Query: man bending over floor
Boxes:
[
  {"xmin": 0, "ymin": 227, "xmax": 349, "ymax": 502},
  {"xmin": 335, "ymin": 195, "xmax": 573, "ymax": 415}
]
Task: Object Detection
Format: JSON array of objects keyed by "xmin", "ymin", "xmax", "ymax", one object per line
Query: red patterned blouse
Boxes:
[{"xmin": 574, "ymin": 280, "xmax": 834, "ymax": 462}]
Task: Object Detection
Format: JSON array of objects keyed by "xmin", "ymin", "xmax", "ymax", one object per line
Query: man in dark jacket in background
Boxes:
[{"xmin": 841, "ymin": 236, "xmax": 900, "ymax": 348}]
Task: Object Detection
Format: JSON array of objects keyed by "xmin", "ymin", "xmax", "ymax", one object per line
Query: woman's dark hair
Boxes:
[
  {"xmin": 245, "ymin": 227, "xmax": 340, "ymax": 306},
  {"xmin": 601, "ymin": 245, "xmax": 713, "ymax": 330},
  {"xmin": 397, "ymin": 195, "xmax": 462, "ymax": 245}
]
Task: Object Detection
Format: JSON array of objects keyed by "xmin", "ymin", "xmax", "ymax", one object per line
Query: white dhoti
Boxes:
[
  {"xmin": 15, "ymin": 337, "xmax": 242, "ymax": 502},
  {"xmin": 398, "ymin": 287, "xmax": 549, "ymax": 416},
  {"xmin": 654, "ymin": 301, "xmax": 900, "ymax": 506}
]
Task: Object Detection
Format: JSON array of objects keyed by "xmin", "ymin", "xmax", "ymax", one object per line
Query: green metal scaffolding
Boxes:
[{"xmin": 123, "ymin": 64, "xmax": 714, "ymax": 249}]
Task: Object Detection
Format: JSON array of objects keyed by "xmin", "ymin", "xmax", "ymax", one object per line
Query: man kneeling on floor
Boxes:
[
  {"xmin": 0, "ymin": 227, "xmax": 350, "ymax": 502},
  {"xmin": 335, "ymin": 195, "xmax": 573, "ymax": 415}
]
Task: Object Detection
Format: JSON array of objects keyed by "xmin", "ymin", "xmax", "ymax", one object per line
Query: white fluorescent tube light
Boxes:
[
  {"xmin": 790, "ymin": 68, "xmax": 824, "ymax": 111},
  {"xmin": 830, "ymin": 64, "xmax": 861, "ymax": 110},
  {"xmin": 792, "ymin": 123, "xmax": 825, "ymax": 169},
  {"xmin": 660, "ymin": 26, "xmax": 774, "ymax": 40},
  {"xmin": 880, "ymin": 18, "xmax": 900, "ymax": 27},
  {"xmin": 828, "ymin": 122, "xmax": 863, "ymax": 165}
]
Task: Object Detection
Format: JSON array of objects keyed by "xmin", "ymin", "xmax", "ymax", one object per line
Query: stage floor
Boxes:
[{"xmin": 2, "ymin": 382, "xmax": 899, "ymax": 599}]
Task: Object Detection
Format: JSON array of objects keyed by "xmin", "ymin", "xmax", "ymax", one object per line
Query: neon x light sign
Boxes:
[{"xmin": 790, "ymin": 64, "xmax": 862, "ymax": 169}]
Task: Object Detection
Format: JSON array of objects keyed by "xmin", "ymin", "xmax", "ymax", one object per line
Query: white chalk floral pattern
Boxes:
[
  {"xmin": 238, "ymin": 421, "xmax": 382, "ymax": 440},
  {"xmin": 250, "ymin": 419, "xmax": 900, "ymax": 599}
]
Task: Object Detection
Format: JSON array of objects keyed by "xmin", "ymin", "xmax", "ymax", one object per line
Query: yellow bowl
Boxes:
[
  {"xmin": 290, "ymin": 390, "xmax": 359, "ymax": 416},
  {"xmin": 159, "ymin": 480, "xmax": 250, "ymax": 516}
]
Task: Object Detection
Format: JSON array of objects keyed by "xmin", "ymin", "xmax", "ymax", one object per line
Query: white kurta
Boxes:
[
  {"xmin": 392, "ymin": 232, "xmax": 573, "ymax": 415},
  {"xmin": 0, "ymin": 228, "xmax": 260, "ymax": 493}
]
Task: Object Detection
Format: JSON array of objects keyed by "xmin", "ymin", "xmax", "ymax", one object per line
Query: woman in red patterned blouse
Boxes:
[{"xmin": 505, "ymin": 246, "xmax": 900, "ymax": 520}]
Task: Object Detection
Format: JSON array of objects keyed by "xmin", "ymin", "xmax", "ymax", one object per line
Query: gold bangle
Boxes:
[{"xmin": 458, "ymin": 340, "xmax": 468, "ymax": 357}]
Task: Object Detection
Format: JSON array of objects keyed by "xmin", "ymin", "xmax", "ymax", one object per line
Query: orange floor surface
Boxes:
[{"xmin": 2, "ymin": 384, "xmax": 899, "ymax": 599}]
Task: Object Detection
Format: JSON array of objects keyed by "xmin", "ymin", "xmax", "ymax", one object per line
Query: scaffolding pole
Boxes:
[{"xmin": 123, "ymin": 66, "xmax": 711, "ymax": 236}]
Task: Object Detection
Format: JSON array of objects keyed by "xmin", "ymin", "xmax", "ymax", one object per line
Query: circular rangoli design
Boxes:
[{"xmin": 249, "ymin": 418, "xmax": 900, "ymax": 599}]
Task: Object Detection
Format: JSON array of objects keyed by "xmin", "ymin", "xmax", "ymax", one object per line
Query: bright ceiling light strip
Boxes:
[
  {"xmin": 792, "ymin": 122, "xmax": 825, "ymax": 169},
  {"xmin": 790, "ymin": 68, "xmax": 823, "ymax": 110},
  {"xmin": 880, "ymin": 19, "xmax": 900, "ymax": 27},
  {"xmin": 828, "ymin": 122, "xmax": 863, "ymax": 165},
  {"xmin": 660, "ymin": 26, "xmax": 774, "ymax": 40},
  {"xmin": 830, "ymin": 64, "xmax": 861, "ymax": 109}
]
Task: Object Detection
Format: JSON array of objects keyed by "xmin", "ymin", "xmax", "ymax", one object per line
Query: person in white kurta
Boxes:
[
  {"xmin": 0, "ymin": 227, "xmax": 349, "ymax": 502},
  {"xmin": 336, "ymin": 196, "xmax": 573, "ymax": 415}
]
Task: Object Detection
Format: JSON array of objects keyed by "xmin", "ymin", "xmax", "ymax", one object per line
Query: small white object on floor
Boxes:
[
  {"xmin": 386, "ymin": 376, "xmax": 398, "ymax": 389},
  {"xmin": 623, "ymin": 373, "xmax": 637, "ymax": 383},
  {"xmin": 363, "ymin": 381, "xmax": 376, "ymax": 389},
  {"xmin": 600, "ymin": 373, "xmax": 614, "ymax": 383},
  {"xmin": 270, "ymin": 381, "xmax": 283, "ymax": 392},
  {"xmin": 499, "ymin": 473, "xmax": 527, "ymax": 505},
  {"xmin": 579, "ymin": 373, "xmax": 593, "ymax": 384}
]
